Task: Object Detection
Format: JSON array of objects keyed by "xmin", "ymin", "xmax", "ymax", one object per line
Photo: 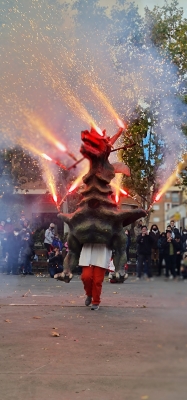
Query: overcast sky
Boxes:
[{"xmin": 99, "ymin": 0, "xmax": 187, "ymax": 17}]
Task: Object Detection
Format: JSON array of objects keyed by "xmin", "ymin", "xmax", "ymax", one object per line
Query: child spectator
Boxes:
[{"xmin": 52, "ymin": 234, "xmax": 63, "ymax": 251}]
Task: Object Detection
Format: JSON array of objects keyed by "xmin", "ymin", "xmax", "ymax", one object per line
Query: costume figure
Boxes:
[{"xmin": 55, "ymin": 126, "xmax": 146, "ymax": 308}]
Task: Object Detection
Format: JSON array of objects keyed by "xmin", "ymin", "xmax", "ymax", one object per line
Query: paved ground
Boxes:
[{"xmin": 0, "ymin": 273, "xmax": 187, "ymax": 400}]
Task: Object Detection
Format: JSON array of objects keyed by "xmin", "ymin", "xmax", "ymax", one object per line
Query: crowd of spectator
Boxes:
[
  {"xmin": 0, "ymin": 213, "xmax": 187, "ymax": 281},
  {"xmin": 133, "ymin": 219, "xmax": 187, "ymax": 281},
  {"xmin": 0, "ymin": 214, "xmax": 67, "ymax": 277}
]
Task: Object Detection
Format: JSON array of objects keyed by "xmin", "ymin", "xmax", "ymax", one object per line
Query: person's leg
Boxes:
[
  {"xmin": 126, "ymin": 247, "xmax": 130, "ymax": 262},
  {"xmin": 158, "ymin": 253, "xmax": 164, "ymax": 276},
  {"xmin": 49, "ymin": 266, "xmax": 55, "ymax": 278},
  {"xmin": 28, "ymin": 260, "xmax": 34, "ymax": 275},
  {"xmin": 176, "ymin": 255, "xmax": 181, "ymax": 276},
  {"xmin": 12, "ymin": 260, "xmax": 19, "ymax": 275},
  {"xmin": 2, "ymin": 239, "xmax": 7, "ymax": 258},
  {"xmin": 25, "ymin": 256, "xmax": 31, "ymax": 274},
  {"xmin": 146, "ymin": 255, "xmax": 152, "ymax": 278},
  {"xmin": 143, "ymin": 260, "xmax": 148, "ymax": 276},
  {"xmin": 155, "ymin": 249, "xmax": 159, "ymax": 272},
  {"xmin": 57, "ymin": 264, "xmax": 63, "ymax": 273},
  {"xmin": 137, "ymin": 255, "xmax": 144, "ymax": 278},
  {"xmin": 165, "ymin": 256, "xmax": 170, "ymax": 277},
  {"xmin": 170, "ymin": 255, "xmax": 176, "ymax": 278},
  {"xmin": 92, "ymin": 266, "xmax": 106, "ymax": 305},
  {"xmin": 81, "ymin": 266, "xmax": 94, "ymax": 298},
  {"xmin": 44, "ymin": 243, "xmax": 51, "ymax": 258},
  {"xmin": 7, "ymin": 256, "xmax": 11, "ymax": 274},
  {"xmin": 151, "ymin": 248, "xmax": 155, "ymax": 268}
]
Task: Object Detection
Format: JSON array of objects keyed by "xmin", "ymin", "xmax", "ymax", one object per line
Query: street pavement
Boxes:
[{"xmin": 0, "ymin": 273, "xmax": 187, "ymax": 400}]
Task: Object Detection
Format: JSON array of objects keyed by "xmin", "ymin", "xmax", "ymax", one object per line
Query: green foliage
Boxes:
[
  {"xmin": 144, "ymin": 0, "xmax": 187, "ymax": 74},
  {"xmin": 119, "ymin": 106, "xmax": 164, "ymax": 209},
  {"xmin": 0, "ymin": 147, "xmax": 43, "ymax": 196},
  {"xmin": 11, "ymin": 147, "xmax": 43, "ymax": 186},
  {"xmin": 32, "ymin": 228, "xmax": 45, "ymax": 244}
]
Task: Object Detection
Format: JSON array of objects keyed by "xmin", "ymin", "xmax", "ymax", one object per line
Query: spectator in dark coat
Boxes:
[
  {"xmin": 0, "ymin": 220, "xmax": 7, "ymax": 258},
  {"xmin": 48, "ymin": 247, "xmax": 64, "ymax": 278},
  {"xmin": 180, "ymin": 253, "xmax": 187, "ymax": 280},
  {"xmin": 20, "ymin": 220, "xmax": 32, "ymax": 236},
  {"xmin": 6, "ymin": 228, "xmax": 22, "ymax": 274},
  {"xmin": 157, "ymin": 232, "xmax": 166, "ymax": 276},
  {"xmin": 169, "ymin": 220, "xmax": 180, "ymax": 238},
  {"xmin": 125, "ymin": 229, "xmax": 131, "ymax": 263},
  {"xmin": 1, "ymin": 218, "xmax": 14, "ymax": 258},
  {"xmin": 174, "ymin": 234, "xmax": 183, "ymax": 276},
  {"xmin": 20, "ymin": 232, "xmax": 35, "ymax": 275},
  {"xmin": 181, "ymin": 228, "xmax": 187, "ymax": 252},
  {"xmin": 163, "ymin": 231, "xmax": 177, "ymax": 279},
  {"xmin": 4, "ymin": 217, "xmax": 13, "ymax": 234},
  {"xmin": 149, "ymin": 224, "xmax": 160, "ymax": 269},
  {"xmin": 136, "ymin": 225, "xmax": 154, "ymax": 279}
]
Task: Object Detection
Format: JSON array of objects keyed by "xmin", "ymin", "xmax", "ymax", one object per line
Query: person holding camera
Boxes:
[{"xmin": 48, "ymin": 246, "xmax": 64, "ymax": 278}]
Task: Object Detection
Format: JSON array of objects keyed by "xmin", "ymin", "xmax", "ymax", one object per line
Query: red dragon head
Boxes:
[{"xmin": 80, "ymin": 126, "xmax": 123, "ymax": 160}]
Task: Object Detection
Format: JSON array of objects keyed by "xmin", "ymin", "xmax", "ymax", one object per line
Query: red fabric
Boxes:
[{"xmin": 81, "ymin": 265, "xmax": 106, "ymax": 305}]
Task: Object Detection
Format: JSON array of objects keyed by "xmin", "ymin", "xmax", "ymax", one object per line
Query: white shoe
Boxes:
[
  {"xmin": 136, "ymin": 277, "xmax": 140, "ymax": 280},
  {"xmin": 169, "ymin": 275, "xmax": 173, "ymax": 280}
]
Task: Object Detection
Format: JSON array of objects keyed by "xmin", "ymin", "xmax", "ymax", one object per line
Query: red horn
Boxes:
[{"xmin": 109, "ymin": 128, "xmax": 123, "ymax": 145}]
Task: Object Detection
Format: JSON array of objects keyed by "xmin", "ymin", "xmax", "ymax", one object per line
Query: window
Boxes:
[
  {"xmin": 164, "ymin": 203, "xmax": 171, "ymax": 211},
  {"xmin": 165, "ymin": 192, "xmax": 170, "ymax": 199},
  {"xmin": 153, "ymin": 204, "xmax": 160, "ymax": 210},
  {"xmin": 171, "ymin": 192, "xmax": 179, "ymax": 203},
  {"xmin": 153, "ymin": 217, "xmax": 160, "ymax": 222}
]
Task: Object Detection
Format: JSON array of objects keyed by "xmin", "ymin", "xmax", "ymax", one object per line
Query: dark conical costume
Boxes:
[{"xmin": 55, "ymin": 127, "xmax": 146, "ymax": 282}]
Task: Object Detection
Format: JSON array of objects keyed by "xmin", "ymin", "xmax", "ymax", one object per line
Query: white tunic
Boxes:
[{"xmin": 79, "ymin": 243, "xmax": 112, "ymax": 269}]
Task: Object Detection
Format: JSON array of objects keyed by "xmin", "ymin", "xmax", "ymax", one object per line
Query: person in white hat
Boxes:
[{"xmin": 44, "ymin": 223, "xmax": 55, "ymax": 256}]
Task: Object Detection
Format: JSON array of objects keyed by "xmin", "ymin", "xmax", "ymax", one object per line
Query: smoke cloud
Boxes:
[{"xmin": 0, "ymin": 0, "xmax": 186, "ymax": 191}]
